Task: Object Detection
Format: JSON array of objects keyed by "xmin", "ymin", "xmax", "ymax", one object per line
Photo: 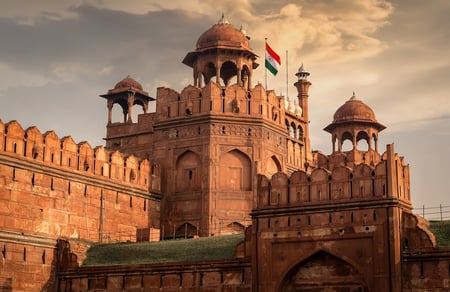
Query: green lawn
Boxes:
[
  {"xmin": 429, "ymin": 220, "xmax": 450, "ymax": 247},
  {"xmin": 82, "ymin": 221, "xmax": 450, "ymax": 267},
  {"xmin": 82, "ymin": 233, "xmax": 245, "ymax": 266}
]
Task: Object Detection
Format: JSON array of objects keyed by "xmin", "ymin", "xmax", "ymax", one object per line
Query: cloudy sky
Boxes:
[{"xmin": 0, "ymin": 0, "xmax": 448, "ymax": 214}]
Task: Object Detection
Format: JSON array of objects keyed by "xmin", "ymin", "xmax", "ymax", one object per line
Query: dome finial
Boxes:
[
  {"xmin": 239, "ymin": 24, "xmax": 250, "ymax": 40},
  {"xmin": 295, "ymin": 62, "xmax": 310, "ymax": 80},
  {"xmin": 218, "ymin": 13, "xmax": 230, "ymax": 24},
  {"xmin": 350, "ymin": 91, "xmax": 357, "ymax": 101}
]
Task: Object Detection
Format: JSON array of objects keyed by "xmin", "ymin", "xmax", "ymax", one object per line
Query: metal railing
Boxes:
[
  {"xmin": 86, "ymin": 228, "xmax": 161, "ymax": 243},
  {"xmin": 413, "ymin": 205, "xmax": 450, "ymax": 221}
]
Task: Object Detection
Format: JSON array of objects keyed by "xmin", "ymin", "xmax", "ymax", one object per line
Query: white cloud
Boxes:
[
  {"xmin": 0, "ymin": 62, "xmax": 50, "ymax": 91},
  {"xmin": 0, "ymin": 0, "xmax": 81, "ymax": 24}
]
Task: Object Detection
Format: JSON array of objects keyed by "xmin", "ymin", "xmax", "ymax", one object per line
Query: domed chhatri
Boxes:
[
  {"xmin": 324, "ymin": 93, "xmax": 385, "ymax": 153},
  {"xmin": 196, "ymin": 14, "xmax": 251, "ymax": 51},
  {"xmin": 107, "ymin": 75, "xmax": 148, "ymax": 96},
  {"xmin": 183, "ymin": 15, "xmax": 258, "ymax": 89},
  {"xmin": 332, "ymin": 92, "xmax": 378, "ymax": 124},
  {"xmin": 100, "ymin": 75, "xmax": 154, "ymax": 124}
]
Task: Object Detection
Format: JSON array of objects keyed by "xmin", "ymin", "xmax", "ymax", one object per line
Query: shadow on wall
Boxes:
[
  {"xmin": 0, "ymin": 278, "xmax": 12, "ymax": 292},
  {"xmin": 40, "ymin": 247, "xmax": 58, "ymax": 292}
]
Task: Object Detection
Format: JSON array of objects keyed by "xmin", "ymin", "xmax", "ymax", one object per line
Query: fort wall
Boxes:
[
  {"xmin": 258, "ymin": 148, "xmax": 411, "ymax": 210},
  {"xmin": 252, "ymin": 144, "xmax": 416, "ymax": 291},
  {"xmin": 59, "ymin": 259, "xmax": 252, "ymax": 291},
  {"xmin": 57, "ymin": 234, "xmax": 252, "ymax": 292},
  {"xmin": 0, "ymin": 119, "xmax": 161, "ymax": 291}
]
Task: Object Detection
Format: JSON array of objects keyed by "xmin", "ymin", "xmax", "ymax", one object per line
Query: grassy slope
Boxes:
[
  {"xmin": 429, "ymin": 220, "xmax": 450, "ymax": 247},
  {"xmin": 82, "ymin": 233, "xmax": 245, "ymax": 266},
  {"xmin": 82, "ymin": 221, "xmax": 450, "ymax": 267}
]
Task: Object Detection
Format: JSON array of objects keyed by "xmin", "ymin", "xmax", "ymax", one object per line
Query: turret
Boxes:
[
  {"xmin": 100, "ymin": 76, "xmax": 154, "ymax": 124},
  {"xmin": 182, "ymin": 14, "xmax": 259, "ymax": 90},
  {"xmin": 324, "ymin": 92, "xmax": 385, "ymax": 154}
]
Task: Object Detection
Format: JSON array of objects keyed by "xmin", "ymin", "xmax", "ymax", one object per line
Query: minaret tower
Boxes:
[{"xmin": 294, "ymin": 64, "xmax": 313, "ymax": 165}]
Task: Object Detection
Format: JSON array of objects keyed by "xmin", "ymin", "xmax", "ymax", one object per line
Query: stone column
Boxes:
[
  {"xmin": 107, "ymin": 100, "xmax": 113, "ymax": 124},
  {"xmin": 127, "ymin": 93, "xmax": 135, "ymax": 123}
]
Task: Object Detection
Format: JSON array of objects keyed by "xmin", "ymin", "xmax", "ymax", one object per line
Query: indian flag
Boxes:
[{"xmin": 265, "ymin": 42, "xmax": 281, "ymax": 76}]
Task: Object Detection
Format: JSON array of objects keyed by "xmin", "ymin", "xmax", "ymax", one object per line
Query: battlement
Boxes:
[
  {"xmin": 0, "ymin": 119, "xmax": 160, "ymax": 192},
  {"xmin": 0, "ymin": 118, "xmax": 163, "ymax": 289},
  {"xmin": 155, "ymin": 82, "xmax": 287, "ymax": 125},
  {"xmin": 257, "ymin": 144, "xmax": 411, "ymax": 209}
]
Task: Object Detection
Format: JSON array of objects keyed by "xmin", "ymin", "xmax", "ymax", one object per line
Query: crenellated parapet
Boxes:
[
  {"xmin": 0, "ymin": 118, "xmax": 162, "ymax": 246},
  {"xmin": 0, "ymin": 119, "xmax": 162, "ymax": 290},
  {"xmin": 155, "ymin": 82, "xmax": 286, "ymax": 126},
  {"xmin": 253, "ymin": 144, "xmax": 416, "ymax": 291},
  {"xmin": 257, "ymin": 143, "xmax": 411, "ymax": 209},
  {"xmin": 0, "ymin": 119, "xmax": 161, "ymax": 193}
]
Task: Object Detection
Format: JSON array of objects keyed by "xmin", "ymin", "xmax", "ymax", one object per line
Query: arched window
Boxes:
[
  {"xmin": 297, "ymin": 125, "xmax": 304, "ymax": 140},
  {"xmin": 290, "ymin": 122, "xmax": 296, "ymax": 138},
  {"xmin": 356, "ymin": 131, "xmax": 370, "ymax": 151},
  {"xmin": 341, "ymin": 131, "xmax": 353, "ymax": 151},
  {"xmin": 220, "ymin": 61, "xmax": 238, "ymax": 86}
]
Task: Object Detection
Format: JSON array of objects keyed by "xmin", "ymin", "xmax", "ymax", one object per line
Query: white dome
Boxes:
[
  {"xmin": 295, "ymin": 103, "xmax": 303, "ymax": 115},
  {"xmin": 288, "ymin": 98, "xmax": 296, "ymax": 112}
]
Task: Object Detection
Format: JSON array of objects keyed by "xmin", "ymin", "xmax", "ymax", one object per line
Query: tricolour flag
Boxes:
[{"xmin": 265, "ymin": 42, "xmax": 281, "ymax": 76}]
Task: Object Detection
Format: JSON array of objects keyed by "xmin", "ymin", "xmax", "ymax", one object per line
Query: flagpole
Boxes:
[
  {"xmin": 286, "ymin": 50, "xmax": 289, "ymax": 101},
  {"xmin": 264, "ymin": 38, "xmax": 268, "ymax": 90}
]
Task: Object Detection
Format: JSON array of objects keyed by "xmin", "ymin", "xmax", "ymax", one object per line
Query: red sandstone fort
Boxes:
[{"xmin": 0, "ymin": 15, "xmax": 449, "ymax": 291}]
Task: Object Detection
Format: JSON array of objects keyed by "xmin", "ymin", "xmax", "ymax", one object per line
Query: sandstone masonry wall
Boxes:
[{"xmin": 0, "ymin": 119, "xmax": 161, "ymax": 291}]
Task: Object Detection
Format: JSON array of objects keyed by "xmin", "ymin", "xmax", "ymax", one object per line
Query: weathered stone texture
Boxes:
[{"xmin": 0, "ymin": 119, "xmax": 161, "ymax": 291}]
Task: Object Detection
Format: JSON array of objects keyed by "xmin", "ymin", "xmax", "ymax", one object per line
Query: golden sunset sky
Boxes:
[{"xmin": 0, "ymin": 0, "xmax": 448, "ymax": 213}]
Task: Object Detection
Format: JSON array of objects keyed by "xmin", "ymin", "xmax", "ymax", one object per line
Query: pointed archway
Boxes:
[
  {"xmin": 279, "ymin": 250, "xmax": 368, "ymax": 291},
  {"xmin": 175, "ymin": 222, "xmax": 198, "ymax": 239}
]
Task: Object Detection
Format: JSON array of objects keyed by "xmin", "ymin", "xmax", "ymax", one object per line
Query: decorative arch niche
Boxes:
[
  {"xmin": 267, "ymin": 155, "xmax": 282, "ymax": 177},
  {"xmin": 279, "ymin": 250, "xmax": 368, "ymax": 291},
  {"xmin": 222, "ymin": 221, "xmax": 245, "ymax": 234},
  {"xmin": 175, "ymin": 222, "xmax": 198, "ymax": 239},
  {"xmin": 219, "ymin": 149, "xmax": 251, "ymax": 191},
  {"xmin": 175, "ymin": 151, "xmax": 202, "ymax": 192}
]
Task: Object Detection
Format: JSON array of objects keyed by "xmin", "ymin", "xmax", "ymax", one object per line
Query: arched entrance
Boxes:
[{"xmin": 279, "ymin": 251, "xmax": 368, "ymax": 291}]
